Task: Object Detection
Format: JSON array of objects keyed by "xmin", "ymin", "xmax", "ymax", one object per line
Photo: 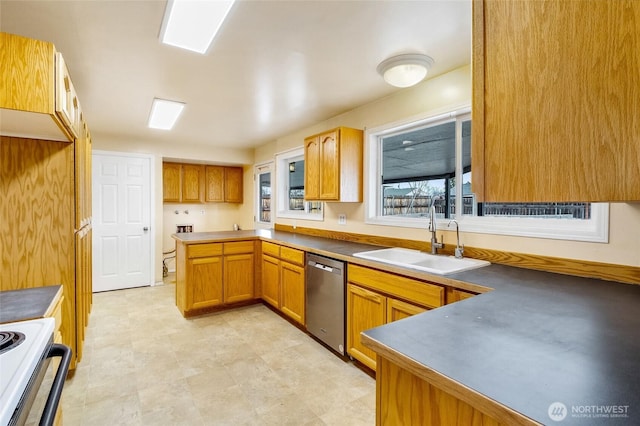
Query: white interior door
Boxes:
[{"xmin": 93, "ymin": 152, "xmax": 152, "ymax": 292}]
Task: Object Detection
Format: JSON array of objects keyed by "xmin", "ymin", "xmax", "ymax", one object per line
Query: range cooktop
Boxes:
[{"xmin": 0, "ymin": 318, "xmax": 54, "ymax": 426}]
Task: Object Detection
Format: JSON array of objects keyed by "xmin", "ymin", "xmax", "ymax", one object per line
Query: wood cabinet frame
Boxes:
[
  {"xmin": 260, "ymin": 242, "xmax": 306, "ymax": 325},
  {"xmin": 163, "ymin": 162, "xmax": 243, "ymax": 204},
  {"xmin": 304, "ymin": 127, "xmax": 363, "ymax": 202},
  {"xmin": 472, "ymin": 0, "xmax": 640, "ymax": 202}
]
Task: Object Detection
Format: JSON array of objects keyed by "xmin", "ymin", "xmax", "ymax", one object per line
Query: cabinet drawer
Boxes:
[
  {"xmin": 224, "ymin": 241, "xmax": 254, "ymax": 255},
  {"xmin": 187, "ymin": 243, "xmax": 222, "ymax": 258},
  {"xmin": 262, "ymin": 241, "xmax": 280, "ymax": 257},
  {"xmin": 348, "ymin": 264, "xmax": 444, "ymax": 309},
  {"xmin": 280, "ymin": 246, "xmax": 304, "ymax": 265}
]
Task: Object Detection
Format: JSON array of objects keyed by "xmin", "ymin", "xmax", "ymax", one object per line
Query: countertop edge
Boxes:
[
  {"xmin": 42, "ymin": 286, "xmax": 63, "ymax": 318},
  {"xmin": 360, "ymin": 333, "xmax": 542, "ymax": 426},
  {"xmin": 172, "ymin": 231, "xmax": 495, "ymax": 294}
]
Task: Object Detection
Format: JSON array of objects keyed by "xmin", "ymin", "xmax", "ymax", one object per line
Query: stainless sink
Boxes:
[{"xmin": 352, "ymin": 247, "xmax": 490, "ymax": 275}]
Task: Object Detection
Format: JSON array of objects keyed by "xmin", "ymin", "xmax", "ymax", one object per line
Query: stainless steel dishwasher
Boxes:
[{"xmin": 306, "ymin": 253, "xmax": 346, "ymax": 355}]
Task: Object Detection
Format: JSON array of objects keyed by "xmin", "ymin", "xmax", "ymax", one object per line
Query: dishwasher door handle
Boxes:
[{"xmin": 313, "ymin": 263, "xmax": 333, "ymax": 273}]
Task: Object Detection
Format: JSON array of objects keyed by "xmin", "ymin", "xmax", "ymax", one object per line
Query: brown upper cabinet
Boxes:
[
  {"xmin": 472, "ymin": 0, "xmax": 640, "ymax": 202},
  {"xmin": 2, "ymin": 33, "xmax": 93, "ymax": 370},
  {"xmin": 0, "ymin": 32, "xmax": 81, "ymax": 142},
  {"xmin": 163, "ymin": 163, "xmax": 205, "ymax": 203},
  {"xmin": 182, "ymin": 164, "xmax": 205, "ymax": 203},
  {"xmin": 162, "ymin": 163, "xmax": 182, "ymax": 203},
  {"xmin": 304, "ymin": 127, "xmax": 363, "ymax": 202},
  {"xmin": 224, "ymin": 167, "xmax": 244, "ymax": 203},
  {"xmin": 205, "ymin": 165, "xmax": 244, "ymax": 203},
  {"xmin": 163, "ymin": 162, "xmax": 243, "ymax": 204}
]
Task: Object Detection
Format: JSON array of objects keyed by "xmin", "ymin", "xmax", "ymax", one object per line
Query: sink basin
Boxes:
[{"xmin": 352, "ymin": 247, "xmax": 490, "ymax": 275}]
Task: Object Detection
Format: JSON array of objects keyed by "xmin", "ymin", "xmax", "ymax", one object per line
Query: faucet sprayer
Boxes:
[
  {"xmin": 447, "ymin": 219, "xmax": 464, "ymax": 259},
  {"xmin": 428, "ymin": 204, "xmax": 443, "ymax": 255}
]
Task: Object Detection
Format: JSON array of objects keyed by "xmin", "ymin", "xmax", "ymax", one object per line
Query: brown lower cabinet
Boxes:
[
  {"xmin": 223, "ymin": 242, "xmax": 255, "ymax": 303},
  {"xmin": 387, "ymin": 297, "xmax": 427, "ymax": 322},
  {"xmin": 347, "ymin": 264, "xmax": 445, "ymax": 370},
  {"xmin": 377, "ymin": 357, "xmax": 503, "ymax": 425},
  {"xmin": 447, "ymin": 287, "xmax": 477, "ymax": 304},
  {"xmin": 261, "ymin": 254, "xmax": 280, "ymax": 308},
  {"xmin": 280, "ymin": 260, "xmax": 305, "ymax": 325},
  {"xmin": 346, "ymin": 284, "xmax": 386, "ymax": 370},
  {"xmin": 175, "ymin": 240, "xmax": 256, "ymax": 316},
  {"xmin": 260, "ymin": 241, "xmax": 306, "ymax": 325}
]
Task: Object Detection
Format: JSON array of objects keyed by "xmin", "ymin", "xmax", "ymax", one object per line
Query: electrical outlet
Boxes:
[
  {"xmin": 200, "ymin": 210, "xmax": 205, "ymax": 215},
  {"xmin": 338, "ymin": 214, "xmax": 347, "ymax": 225}
]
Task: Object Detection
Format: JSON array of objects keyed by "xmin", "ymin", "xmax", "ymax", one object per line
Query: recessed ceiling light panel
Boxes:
[
  {"xmin": 160, "ymin": 0, "xmax": 236, "ymax": 54},
  {"xmin": 148, "ymin": 98, "xmax": 185, "ymax": 130}
]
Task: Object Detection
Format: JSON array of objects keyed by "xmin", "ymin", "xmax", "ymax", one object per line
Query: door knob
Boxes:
[{"xmin": 143, "ymin": 227, "xmax": 149, "ymax": 231}]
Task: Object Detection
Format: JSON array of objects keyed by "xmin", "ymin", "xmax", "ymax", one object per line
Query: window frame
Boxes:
[
  {"xmin": 254, "ymin": 161, "xmax": 273, "ymax": 230},
  {"xmin": 275, "ymin": 147, "xmax": 324, "ymax": 222},
  {"xmin": 364, "ymin": 107, "xmax": 609, "ymax": 243}
]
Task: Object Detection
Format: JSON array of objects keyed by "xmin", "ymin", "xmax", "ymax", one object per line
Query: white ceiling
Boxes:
[{"xmin": 0, "ymin": 0, "xmax": 471, "ymax": 150}]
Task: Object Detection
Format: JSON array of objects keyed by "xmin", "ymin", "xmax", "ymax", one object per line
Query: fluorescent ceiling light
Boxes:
[
  {"xmin": 160, "ymin": 0, "xmax": 236, "ymax": 54},
  {"xmin": 148, "ymin": 98, "xmax": 185, "ymax": 130}
]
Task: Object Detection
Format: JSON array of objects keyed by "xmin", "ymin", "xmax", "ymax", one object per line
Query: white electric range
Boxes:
[{"xmin": 0, "ymin": 318, "xmax": 55, "ymax": 426}]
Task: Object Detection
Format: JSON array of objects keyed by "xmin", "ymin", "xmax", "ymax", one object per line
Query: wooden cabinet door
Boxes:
[
  {"xmin": 303, "ymin": 136, "xmax": 320, "ymax": 200},
  {"xmin": 473, "ymin": 0, "xmax": 640, "ymax": 202},
  {"xmin": 387, "ymin": 298, "xmax": 426, "ymax": 323},
  {"xmin": 347, "ymin": 283, "xmax": 386, "ymax": 370},
  {"xmin": 224, "ymin": 253, "xmax": 254, "ymax": 303},
  {"xmin": 163, "ymin": 163, "xmax": 181, "ymax": 203},
  {"xmin": 189, "ymin": 256, "xmax": 223, "ymax": 310},
  {"xmin": 0, "ymin": 33, "xmax": 55, "ymax": 114},
  {"xmin": 182, "ymin": 164, "xmax": 205, "ymax": 203},
  {"xmin": 447, "ymin": 288, "xmax": 476, "ymax": 304},
  {"xmin": 224, "ymin": 167, "xmax": 243, "ymax": 203},
  {"xmin": 280, "ymin": 261, "xmax": 305, "ymax": 325},
  {"xmin": 74, "ymin": 131, "xmax": 86, "ymax": 230},
  {"xmin": 204, "ymin": 165, "xmax": 224, "ymax": 202},
  {"xmin": 319, "ymin": 130, "xmax": 339, "ymax": 200},
  {"xmin": 261, "ymin": 254, "xmax": 280, "ymax": 308}
]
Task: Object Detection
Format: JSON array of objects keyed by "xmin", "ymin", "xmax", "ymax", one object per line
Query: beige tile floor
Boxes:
[{"xmin": 61, "ymin": 281, "xmax": 375, "ymax": 425}]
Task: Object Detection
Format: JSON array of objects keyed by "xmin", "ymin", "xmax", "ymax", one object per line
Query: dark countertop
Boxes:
[
  {"xmin": 172, "ymin": 230, "xmax": 489, "ymax": 293},
  {"xmin": 172, "ymin": 229, "xmax": 382, "ymax": 256},
  {"xmin": 0, "ymin": 285, "xmax": 62, "ymax": 324},
  {"xmin": 174, "ymin": 230, "xmax": 640, "ymax": 424},
  {"xmin": 363, "ymin": 264, "xmax": 640, "ymax": 425}
]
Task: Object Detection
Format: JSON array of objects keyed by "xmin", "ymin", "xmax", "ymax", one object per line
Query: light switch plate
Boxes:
[{"xmin": 338, "ymin": 214, "xmax": 346, "ymax": 225}]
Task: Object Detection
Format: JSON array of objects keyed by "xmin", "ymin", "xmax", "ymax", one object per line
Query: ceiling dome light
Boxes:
[{"xmin": 377, "ymin": 54, "xmax": 435, "ymax": 88}]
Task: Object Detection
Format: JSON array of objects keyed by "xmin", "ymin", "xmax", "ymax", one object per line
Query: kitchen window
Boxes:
[
  {"xmin": 365, "ymin": 108, "xmax": 608, "ymax": 242},
  {"xmin": 275, "ymin": 148, "xmax": 323, "ymax": 221}
]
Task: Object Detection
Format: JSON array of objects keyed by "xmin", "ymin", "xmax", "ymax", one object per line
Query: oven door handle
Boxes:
[{"xmin": 40, "ymin": 343, "xmax": 72, "ymax": 426}]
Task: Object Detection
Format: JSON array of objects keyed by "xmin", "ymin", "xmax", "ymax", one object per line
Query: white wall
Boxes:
[
  {"xmin": 92, "ymin": 136, "xmax": 254, "ymax": 282},
  {"xmin": 254, "ymin": 65, "xmax": 640, "ymax": 269},
  {"xmin": 93, "ymin": 64, "xmax": 640, "ymax": 283}
]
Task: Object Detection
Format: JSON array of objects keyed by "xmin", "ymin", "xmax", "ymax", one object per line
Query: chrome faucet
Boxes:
[
  {"xmin": 428, "ymin": 205, "xmax": 443, "ymax": 254},
  {"xmin": 448, "ymin": 220, "xmax": 464, "ymax": 259}
]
